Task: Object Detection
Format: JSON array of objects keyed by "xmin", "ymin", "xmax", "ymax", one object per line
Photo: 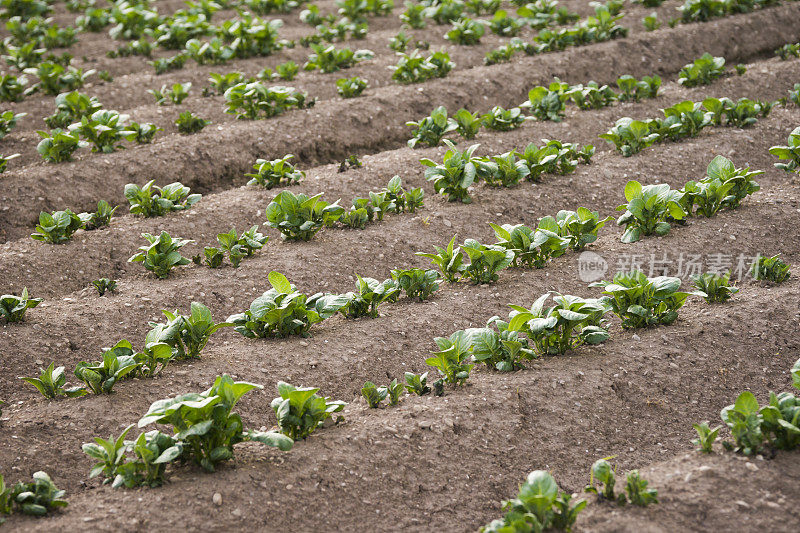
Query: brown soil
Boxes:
[{"xmin": 1, "ymin": 2, "xmax": 800, "ymax": 532}]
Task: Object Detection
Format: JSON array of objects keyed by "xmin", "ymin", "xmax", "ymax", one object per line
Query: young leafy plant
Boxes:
[
  {"xmin": 0, "ymin": 287, "xmax": 42, "ymax": 322},
  {"xmin": 692, "ymin": 421, "xmax": 721, "ymax": 453},
  {"xmin": 506, "ymin": 293, "xmax": 610, "ymax": 356},
  {"xmin": 390, "ymin": 268, "xmax": 440, "ymax": 301},
  {"xmin": 387, "ymin": 378, "xmax": 404, "ymax": 405},
  {"xmin": 678, "ymin": 53, "xmax": 725, "ymax": 87},
  {"xmin": 227, "ymin": 271, "xmax": 349, "ymax": 338},
  {"xmin": 769, "ymin": 126, "xmax": 800, "ymax": 174},
  {"xmin": 416, "ymin": 235, "xmax": 466, "ymax": 282},
  {"xmin": 128, "ymin": 232, "xmax": 193, "ymax": 279},
  {"xmin": 79, "ymin": 200, "xmax": 118, "ymax": 230},
  {"xmin": 31, "ymin": 209, "xmax": 83, "ymax": 243},
  {"xmin": 751, "ymin": 254, "xmax": 791, "ymax": 283},
  {"xmin": 36, "ymin": 128, "xmax": 87, "ymax": 162},
  {"xmin": 148, "ymin": 302, "xmax": 232, "ymax": 360},
  {"xmin": 426, "ymin": 330, "xmax": 474, "ymax": 386},
  {"xmin": 461, "ymin": 238, "xmax": 514, "ymax": 284},
  {"xmin": 341, "ymin": 276, "xmax": 399, "ymax": 318},
  {"xmin": 335, "ymin": 76, "xmax": 368, "ymax": 98},
  {"xmin": 361, "ymin": 381, "xmax": 388, "ymax": 408},
  {"xmin": 246, "ymin": 154, "xmax": 305, "ymax": 189},
  {"xmin": 555, "ymin": 208, "xmax": 611, "ymax": 251},
  {"xmin": 175, "ymin": 110, "xmax": 210, "ymax": 134},
  {"xmin": 490, "ymin": 220, "xmax": 568, "ymax": 269},
  {"xmin": 692, "ymin": 272, "xmax": 738, "ymax": 303},
  {"xmin": 404, "ymin": 371, "xmax": 430, "ymax": 395},
  {"xmin": 271, "ymin": 381, "xmax": 345, "ymax": 440},
  {"xmin": 265, "ymin": 190, "xmax": 344, "ymax": 241},
  {"xmin": 453, "ymin": 108, "xmax": 481, "ymax": 139},
  {"xmin": 216, "ymin": 226, "xmax": 268, "ymax": 267},
  {"xmin": 92, "ymin": 278, "xmax": 117, "ymax": 296},
  {"xmin": 720, "ymin": 391, "xmax": 764, "ymax": 456},
  {"xmin": 591, "ymin": 270, "xmax": 699, "ymax": 328},
  {"xmin": 407, "ymin": 105, "xmax": 456, "ymax": 148},
  {"xmin": 420, "ymin": 140, "xmax": 487, "ymax": 203},
  {"xmin": 138, "ymin": 375, "xmax": 293, "ymax": 472},
  {"xmin": 616, "ymin": 181, "xmax": 685, "ymax": 242},
  {"xmin": 74, "ymin": 342, "xmax": 140, "ymax": 394},
  {"xmin": 3, "ymin": 471, "xmax": 68, "ymax": 517},
  {"xmin": 20, "ymin": 363, "xmax": 87, "ymax": 399},
  {"xmin": 482, "ymin": 470, "xmax": 586, "ymax": 533},
  {"xmin": 124, "ymin": 180, "xmax": 201, "ymax": 217}
]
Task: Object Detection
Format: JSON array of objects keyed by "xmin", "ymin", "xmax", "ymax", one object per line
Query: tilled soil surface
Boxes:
[{"xmin": 1, "ymin": 1, "xmax": 800, "ymax": 532}]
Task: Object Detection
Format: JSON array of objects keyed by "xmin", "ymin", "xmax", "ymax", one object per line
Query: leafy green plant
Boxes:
[
  {"xmin": 521, "ymin": 82, "xmax": 569, "ymax": 122},
  {"xmin": 481, "ymin": 106, "xmax": 526, "ymax": 131},
  {"xmin": 0, "ymin": 152, "xmax": 19, "ymax": 172},
  {"xmin": 68, "ymin": 110, "xmax": 134, "ymax": 153},
  {"xmin": 490, "ymin": 219, "xmax": 568, "ymax": 269},
  {"xmin": 387, "ymin": 378, "xmax": 404, "ymax": 405},
  {"xmin": 216, "ymin": 226, "xmax": 268, "ymax": 267},
  {"xmin": 43, "ymin": 91, "xmax": 101, "ymax": 129},
  {"xmin": 591, "ymin": 270, "xmax": 699, "ymax": 328},
  {"xmin": 776, "ymin": 42, "xmax": 800, "ymax": 60},
  {"xmin": 3, "ymin": 471, "xmax": 67, "ymax": 517},
  {"xmin": 615, "ymin": 74, "xmax": 661, "ymax": 101},
  {"xmin": 175, "ymin": 110, "xmax": 210, "ymax": 134},
  {"xmin": 36, "ymin": 128, "xmax": 87, "ymax": 162},
  {"xmin": 128, "ymin": 232, "xmax": 193, "ymax": 279},
  {"xmin": 585, "ymin": 457, "xmax": 621, "ymax": 501},
  {"xmin": 426, "ymin": 330, "xmax": 473, "ymax": 386},
  {"xmin": 31, "ymin": 209, "xmax": 83, "ymax": 243},
  {"xmin": 691, "ymin": 272, "xmax": 738, "ymax": 303},
  {"xmin": 246, "ymin": 153, "xmax": 305, "ymax": 189},
  {"xmin": 416, "ymin": 235, "xmax": 466, "ymax": 282},
  {"xmin": 223, "ymin": 82, "xmax": 311, "ymax": 119},
  {"xmin": 460, "ymin": 238, "xmax": 514, "ymax": 283},
  {"xmin": 335, "ymin": 76, "xmax": 368, "ymax": 98},
  {"xmin": 126, "ymin": 121, "xmax": 159, "ymax": 144},
  {"xmin": 390, "ymin": 50, "xmax": 454, "ymax": 84},
  {"xmin": 0, "ymin": 73, "xmax": 28, "ymax": 102},
  {"xmin": 555, "ymin": 208, "xmax": 611, "ymax": 251},
  {"xmin": 482, "ymin": 470, "xmax": 586, "ymax": 533},
  {"xmin": 150, "ymin": 54, "xmax": 187, "ymax": 75},
  {"xmin": 624, "ymin": 470, "xmax": 658, "ymax": 506},
  {"xmin": 445, "ymin": 17, "xmax": 485, "ymax": 45},
  {"xmin": 692, "ymin": 421, "xmax": 721, "ymax": 453},
  {"xmin": 389, "ymin": 30, "xmax": 411, "ymax": 52},
  {"xmin": 271, "ymin": 381, "xmax": 345, "ymax": 440},
  {"xmin": 24, "ymin": 63, "xmax": 94, "ymax": 96},
  {"xmin": 643, "ymin": 12, "xmax": 660, "ymax": 31},
  {"xmin": 194, "ymin": 246, "xmax": 225, "ymax": 268},
  {"xmin": 769, "ymin": 126, "xmax": 800, "ymax": 174},
  {"xmin": 453, "ymin": 108, "xmax": 481, "ymax": 139},
  {"xmin": 407, "ymin": 105, "xmax": 456, "ymax": 148},
  {"xmin": 506, "ymin": 293, "xmax": 609, "ymax": 356},
  {"xmin": 148, "ymin": 82, "xmax": 191, "ymax": 105},
  {"xmin": 227, "ymin": 271, "xmax": 349, "ymax": 338},
  {"xmin": 139, "ymin": 374, "xmax": 293, "ymax": 472},
  {"xmin": 720, "ymin": 391, "xmax": 764, "ymax": 456},
  {"xmin": 522, "ymin": 140, "xmax": 594, "ymax": 180},
  {"xmin": 391, "ymin": 268, "xmax": 440, "ymax": 301},
  {"xmin": 74, "ymin": 342, "xmax": 140, "ymax": 394},
  {"xmin": 361, "ymin": 381, "xmax": 388, "ymax": 408},
  {"xmin": 92, "ymin": 278, "xmax": 117, "ymax": 296},
  {"xmin": 265, "ymin": 190, "xmax": 344, "ymax": 241},
  {"xmin": 420, "ymin": 140, "xmax": 487, "ymax": 203},
  {"xmin": 0, "ymin": 287, "xmax": 41, "ymax": 323},
  {"xmin": 341, "ymin": 276, "xmax": 399, "ymax": 318},
  {"xmin": 20, "ymin": 363, "xmax": 87, "ymax": 399},
  {"xmin": 147, "ymin": 302, "xmax": 231, "ymax": 360},
  {"xmin": 304, "ymin": 44, "xmax": 374, "ymax": 73},
  {"xmin": 615, "ymin": 181, "xmax": 685, "ymax": 242},
  {"xmin": 0, "ymin": 110, "xmax": 25, "ymax": 140},
  {"xmin": 125, "ymin": 180, "xmax": 201, "ymax": 217},
  {"xmin": 751, "ymin": 254, "xmax": 790, "ymax": 283},
  {"xmin": 404, "ymin": 371, "xmax": 430, "ymax": 395},
  {"xmin": 79, "ymin": 200, "xmax": 118, "ymax": 230},
  {"xmin": 599, "ymin": 118, "xmax": 659, "ymax": 157},
  {"xmin": 678, "ymin": 53, "xmax": 725, "ymax": 87}
]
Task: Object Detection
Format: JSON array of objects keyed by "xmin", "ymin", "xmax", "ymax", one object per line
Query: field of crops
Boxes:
[{"xmin": 0, "ymin": 0, "xmax": 799, "ymax": 530}]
